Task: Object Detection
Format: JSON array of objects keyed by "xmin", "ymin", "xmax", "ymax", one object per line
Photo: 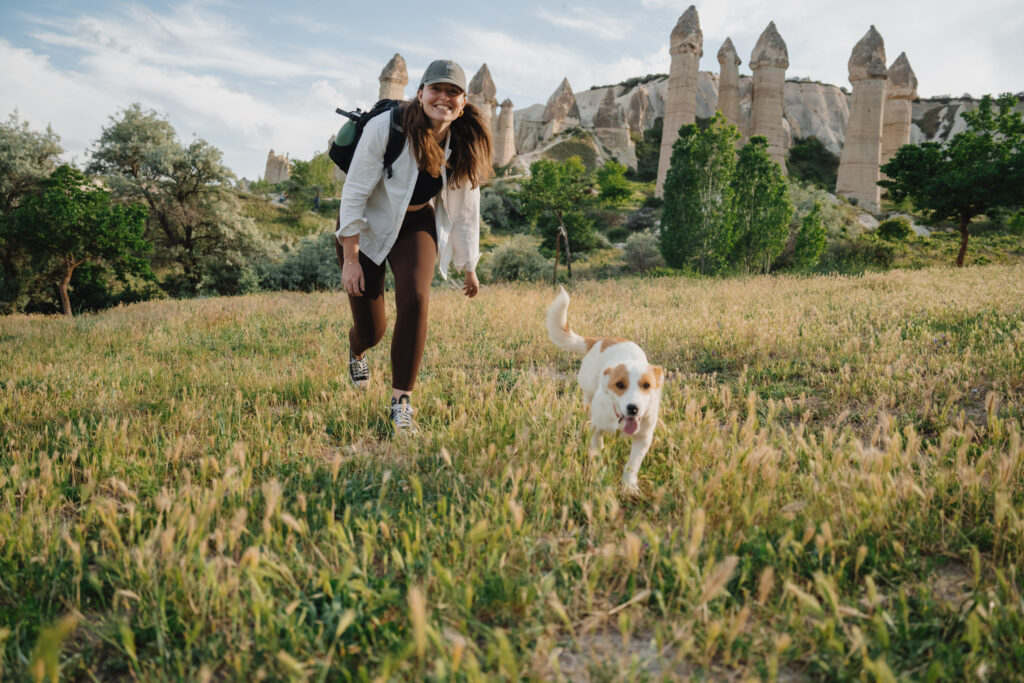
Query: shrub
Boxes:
[
  {"xmin": 483, "ymin": 236, "xmax": 548, "ymax": 282},
  {"xmin": 792, "ymin": 203, "xmax": 827, "ymax": 270},
  {"xmin": 877, "ymin": 216, "xmax": 913, "ymax": 241},
  {"xmin": 1007, "ymin": 209, "xmax": 1024, "ymax": 235},
  {"xmin": 258, "ymin": 232, "xmax": 342, "ymax": 292},
  {"xmin": 786, "ymin": 137, "xmax": 839, "ymax": 191},
  {"xmin": 596, "ymin": 161, "xmax": 633, "ymax": 206},
  {"xmin": 623, "ymin": 230, "xmax": 665, "ymax": 272},
  {"xmin": 625, "ymin": 207, "xmax": 658, "ymax": 233},
  {"xmin": 480, "ymin": 184, "xmax": 526, "ymax": 234}
]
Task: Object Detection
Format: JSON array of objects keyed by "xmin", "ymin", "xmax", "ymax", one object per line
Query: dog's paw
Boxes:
[{"xmin": 620, "ymin": 479, "xmax": 641, "ymax": 496}]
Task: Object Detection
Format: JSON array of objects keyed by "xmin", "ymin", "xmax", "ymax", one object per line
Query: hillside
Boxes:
[{"xmin": 2, "ymin": 266, "xmax": 1023, "ymax": 679}]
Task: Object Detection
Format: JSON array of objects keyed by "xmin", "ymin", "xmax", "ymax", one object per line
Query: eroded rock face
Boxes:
[
  {"xmin": 881, "ymin": 52, "xmax": 918, "ymax": 174},
  {"xmin": 750, "ymin": 22, "xmax": 789, "ymax": 170},
  {"xmin": 265, "ymin": 149, "xmax": 290, "ymax": 185},
  {"xmin": 494, "ymin": 99, "xmax": 517, "ymax": 168},
  {"xmin": 717, "ymin": 38, "xmax": 742, "ymax": 137},
  {"xmin": 468, "ymin": 63, "xmax": 498, "ymax": 130},
  {"xmin": 837, "ymin": 26, "xmax": 888, "ymax": 213},
  {"xmin": 378, "ymin": 53, "xmax": 408, "ymax": 101},
  {"xmin": 542, "ymin": 77, "xmax": 582, "ymax": 138},
  {"xmin": 626, "ymin": 86, "xmax": 651, "ymax": 135},
  {"xmin": 656, "ymin": 4, "xmax": 703, "ymax": 196},
  {"xmin": 593, "ymin": 88, "xmax": 625, "ymax": 128}
]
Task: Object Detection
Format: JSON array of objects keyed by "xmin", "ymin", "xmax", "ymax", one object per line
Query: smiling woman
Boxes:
[{"xmin": 335, "ymin": 58, "xmax": 493, "ymax": 434}]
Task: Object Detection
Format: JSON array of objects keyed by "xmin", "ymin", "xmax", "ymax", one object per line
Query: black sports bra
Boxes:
[{"xmin": 409, "ymin": 169, "xmax": 442, "ymax": 205}]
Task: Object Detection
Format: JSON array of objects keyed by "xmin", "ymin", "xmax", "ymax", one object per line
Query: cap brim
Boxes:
[{"xmin": 421, "ymin": 78, "xmax": 465, "ymax": 91}]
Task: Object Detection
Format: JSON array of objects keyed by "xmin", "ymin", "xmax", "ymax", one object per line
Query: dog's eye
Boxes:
[
  {"xmin": 642, "ymin": 382, "xmax": 651, "ymax": 389},
  {"xmin": 615, "ymin": 381, "xmax": 626, "ymax": 389}
]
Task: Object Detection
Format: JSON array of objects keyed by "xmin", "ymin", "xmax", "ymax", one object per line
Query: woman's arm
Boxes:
[{"xmin": 336, "ymin": 114, "xmax": 392, "ymax": 238}]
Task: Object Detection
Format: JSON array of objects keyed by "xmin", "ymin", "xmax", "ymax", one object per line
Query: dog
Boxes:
[{"xmin": 546, "ymin": 286, "xmax": 664, "ymax": 494}]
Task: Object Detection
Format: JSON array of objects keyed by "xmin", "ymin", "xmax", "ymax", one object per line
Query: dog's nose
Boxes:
[{"xmin": 626, "ymin": 404, "xmax": 639, "ymax": 416}]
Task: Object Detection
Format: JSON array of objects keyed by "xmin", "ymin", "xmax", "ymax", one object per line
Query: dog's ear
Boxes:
[
  {"xmin": 603, "ymin": 367, "xmax": 611, "ymax": 376},
  {"xmin": 651, "ymin": 365, "xmax": 665, "ymax": 388}
]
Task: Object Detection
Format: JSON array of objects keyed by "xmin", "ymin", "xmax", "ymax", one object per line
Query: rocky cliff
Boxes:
[{"xmin": 513, "ymin": 73, "xmax": 1013, "ymax": 169}]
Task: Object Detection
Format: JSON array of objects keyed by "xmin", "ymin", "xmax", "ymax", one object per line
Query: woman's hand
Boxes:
[
  {"xmin": 462, "ymin": 271, "xmax": 479, "ymax": 298},
  {"xmin": 343, "ymin": 261, "xmax": 365, "ymax": 297}
]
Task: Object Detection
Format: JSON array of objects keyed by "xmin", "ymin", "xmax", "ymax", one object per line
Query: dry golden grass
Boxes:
[{"xmin": 1, "ymin": 265, "xmax": 1022, "ymax": 680}]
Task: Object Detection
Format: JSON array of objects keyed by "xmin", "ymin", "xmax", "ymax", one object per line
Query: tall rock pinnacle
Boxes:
[
  {"xmin": 656, "ymin": 5, "xmax": 703, "ymax": 196},
  {"xmin": 836, "ymin": 26, "xmax": 888, "ymax": 212},
  {"xmin": 378, "ymin": 53, "xmax": 408, "ymax": 101},
  {"xmin": 749, "ymin": 22, "xmax": 789, "ymax": 170}
]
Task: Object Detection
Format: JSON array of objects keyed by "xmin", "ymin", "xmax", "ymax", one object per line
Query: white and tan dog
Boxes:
[{"xmin": 546, "ymin": 286, "xmax": 664, "ymax": 493}]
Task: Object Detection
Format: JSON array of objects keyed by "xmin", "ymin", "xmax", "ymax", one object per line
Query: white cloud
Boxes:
[{"xmin": 536, "ymin": 7, "xmax": 633, "ymax": 42}]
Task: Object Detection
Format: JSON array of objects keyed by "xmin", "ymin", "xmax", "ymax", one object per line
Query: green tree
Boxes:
[
  {"xmin": 792, "ymin": 202, "xmax": 826, "ymax": 270},
  {"xmin": 515, "ymin": 156, "xmax": 593, "ymax": 283},
  {"xmin": 0, "ymin": 112, "xmax": 65, "ymax": 312},
  {"xmin": 628, "ymin": 117, "xmax": 662, "ymax": 182},
  {"xmin": 730, "ymin": 136, "xmax": 794, "ymax": 273},
  {"xmin": 8, "ymin": 165, "xmax": 151, "ymax": 315},
  {"xmin": 596, "ymin": 160, "xmax": 633, "ymax": 206},
  {"xmin": 660, "ymin": 112, "xmax": 739, "ymax": 274},
  {"xmin": 786, "ymin": 136, "xmax": 839, "ymax": 191},
  {"xmin": 88, "ymin": 104, "xmax": 264, "ymax": 292},
  {"xmin": 879, "ymin": 93, "xmax": 1024, "ymax": 267}
]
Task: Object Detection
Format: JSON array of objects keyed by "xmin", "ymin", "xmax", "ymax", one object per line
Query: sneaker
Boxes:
[
  {"xmin": 390, "ymin": 395, "xmax": 416, "ymax": 433},
  {"xmin": 348, "ymin": 351, "xmax": 369, "ymax": 388}
]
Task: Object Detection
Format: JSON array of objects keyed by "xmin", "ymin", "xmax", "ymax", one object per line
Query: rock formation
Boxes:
[
  {"xmin": 592, "ymin": 88, "xmax": 637, "ymax": 168},
  {"xmin": 541, "ymin": 77, "xmax": 582, "ymax": 139},
  {"xmin": 836, "ymin": 26, "xmax": 888, "ymax": 213},
  {"xmin": 880, "ymin": 52, "xmax": 918, "ymax": 176},
  {"xmin": 378, "ymin": 53, "xmax": 408, "ymax": 101},
  {"xmin": 749, "ymin": 22, "xmax": 789, "ymax": 170},
  {"xmin": 494, "ymin": 99, "xmax": 517, "ymax": 167},
  {"xmin": 717, "ymin": 38, "xmax": 742, "ymax": 135},
  {"xmin": 468, "ymin": 63, "xmax": 498, "ymax": 131},
  {"xmin": 626, "ymin": 86, "xmax": 651, "ymax": 135},
  {"xmin": 656, "ymin": 4, "xmax": 703, "ymax": 196},
  {"xmin": 264, "ymin": 149, "xmax": 290, "ymax": 184}
]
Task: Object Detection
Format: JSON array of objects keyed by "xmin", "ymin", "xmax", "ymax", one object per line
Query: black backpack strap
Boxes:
[{"xmin": 382, "ymin": 105, "xmax": 406, "ymax": 179}]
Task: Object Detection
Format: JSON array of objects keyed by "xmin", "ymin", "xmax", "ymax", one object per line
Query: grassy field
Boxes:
[{"xmin": 2, "ymin": 265, "xmax": 1023, "ymax": 680}]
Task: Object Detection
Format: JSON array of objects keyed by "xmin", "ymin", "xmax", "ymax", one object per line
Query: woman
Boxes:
[{"xmin": 336, "ymin": 59, "xmax": 493, "ymax": 433}]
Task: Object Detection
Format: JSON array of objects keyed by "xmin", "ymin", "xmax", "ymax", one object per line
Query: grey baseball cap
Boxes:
[{"xmin": 419, "ymin": 59, "xmax": 467, "ymax": 92}]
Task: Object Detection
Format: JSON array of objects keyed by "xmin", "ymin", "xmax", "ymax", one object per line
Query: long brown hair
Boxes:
[{"xmin": 402, "ymin": 97, "xmax": 493, "ymax": 189}]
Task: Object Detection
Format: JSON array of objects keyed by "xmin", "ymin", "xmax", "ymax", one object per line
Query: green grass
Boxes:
[
  {"xmin": 240, "ymin": 192, "xmax": 335, "ymax": 240},
  {"xmin": 2, "ymin": 267, "xmax": 1024, "ymax": 680}
]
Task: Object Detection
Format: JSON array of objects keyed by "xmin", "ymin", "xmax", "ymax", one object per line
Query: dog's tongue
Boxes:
[{"xmin": 623, "ymin": 417, "xmax": 639, "ymax": 435}]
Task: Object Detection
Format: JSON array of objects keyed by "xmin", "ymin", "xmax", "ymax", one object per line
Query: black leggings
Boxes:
[{"xmin": 341, "ymin": 205, "xmax": 437, "ymax": 392}]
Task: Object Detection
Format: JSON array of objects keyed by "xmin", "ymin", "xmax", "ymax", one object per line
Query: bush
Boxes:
[
  {"xmin": 197, "ymin": 258, "xmax": 261, "ymax": 296},
  {"xmin": 596, "ymin": 161, "xmax": 633, "ymax": 206},
  {"xmin": 1008, "ymin": 209, "xmax": 1024, "ymax": 235},
  {"xmin": 627, "ymin": 118, "xmax": 662, "ymax": 183},
  {"xmin": 258, "ymin": 232, "xmax": 342, "ymax": 292},
  {"xmin": 483, "ymin": 236, "xmax": 548, "ymax": 283},
  {"xmin": 625, "ymin": 207, "xmax": 658, "ymax": 233},
  {"xmin": 877, "ymin": 216, "xmax": 913, "ymax": 241},
  {"xmin": 623, "ymin": 231, "xmax": 665, "ymax": 272},
  {"xmin": 786, "ymin": 137, "xmax": 839, "ymax": 191},
  {"xmin": 480, "ymin": 184, "xmax": 526, "ymax": 234},
  {"xmin": 792, "ymin": 203, "xmax": 827, "ymax": 271}
]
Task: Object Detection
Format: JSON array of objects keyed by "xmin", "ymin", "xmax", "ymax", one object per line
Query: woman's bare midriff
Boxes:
[{"xmin": 407, "ymin": 202, "xmax": 430, "ymax": 212}]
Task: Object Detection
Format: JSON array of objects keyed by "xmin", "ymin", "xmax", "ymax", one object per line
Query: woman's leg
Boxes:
[
  {"xmin": 343, "ymin": 247, "xmax": 388, "ymax": 357},
  {"xmin": 387, "ymin": 207, "xmax": 438, "ymax": 393}
]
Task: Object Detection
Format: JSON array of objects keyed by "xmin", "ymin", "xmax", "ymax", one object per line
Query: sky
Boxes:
[{"xmin": 2, "ymin": 0, "xmax": 1022, "ymax": 180}]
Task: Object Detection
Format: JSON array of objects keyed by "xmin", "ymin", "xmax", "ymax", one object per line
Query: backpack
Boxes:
[{"xmin": 328, "ymin": 99, "xmax": 406, "ymax": 179}]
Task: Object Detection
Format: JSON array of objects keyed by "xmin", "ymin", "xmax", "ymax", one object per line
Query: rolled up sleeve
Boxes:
[{"xmin": 450, "ymin": 185, "xmax": 481, "ymax": 273}]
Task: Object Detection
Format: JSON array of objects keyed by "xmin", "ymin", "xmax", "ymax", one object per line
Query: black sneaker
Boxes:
[
  {"xmin": 348, "ymin": 351, "xmax": 369, "ymax": 388},
  {"xmin": 390, "ymin": 395, "xmax": 416, "ymax": 433}
]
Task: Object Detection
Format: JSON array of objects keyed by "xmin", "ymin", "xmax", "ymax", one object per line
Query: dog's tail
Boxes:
[{"xmin": 546, "ymin": 286, "xmax": 590, "ymax": 354}]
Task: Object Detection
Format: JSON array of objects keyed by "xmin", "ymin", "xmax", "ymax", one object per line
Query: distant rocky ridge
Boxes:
[{"xmin": 514, "ymin": 74, "xmax": 1015, "ymax": 171}]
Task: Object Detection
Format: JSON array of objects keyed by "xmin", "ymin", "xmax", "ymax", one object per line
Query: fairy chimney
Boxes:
[
  {"xmin": 717, "ymin": 38, "xmax": 742, "ymax": 135},
  {"xmin": 494, "ymin": 99, "xmax": 517, "ymax": 167},
  {"xmin": 836, "ymin": 26, "xmax": 888, "ymax": 213},
  {"xmin": 626, "ymin": 85, "xmax": 650, "ymax": 135},
  {"xmin": 542, "ymin": 77, "xmax": 581, "ymax": 138},
  {"xmin": 468, "ymin": 63, "xmax": 499, "ymax": 130},
  {"xmin": 880, "ymin": 52, "xmax": 918, "ymax": 176},
  {"xmin": 656, "ymin": 5, "xmax": 703, "ymax": 196},
  {"xmin": 378, "ymin": 53, "xmax": 408, "ymax": 101},
  {"xmin": 264, "ymin": 149, "xmax": 290, "ymax": 184},
  {"xmin": 749, "ymin": 22, "xmax": 789, "ymax": 170},
  {"xmin": 593, "ymin": 88, "xmax": 625, "ymax": 128}
]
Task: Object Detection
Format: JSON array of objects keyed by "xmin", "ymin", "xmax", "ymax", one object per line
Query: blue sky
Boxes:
[{"xmin": 2, "ymin": 0, "xmax": 1022, "ymax": 180}]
